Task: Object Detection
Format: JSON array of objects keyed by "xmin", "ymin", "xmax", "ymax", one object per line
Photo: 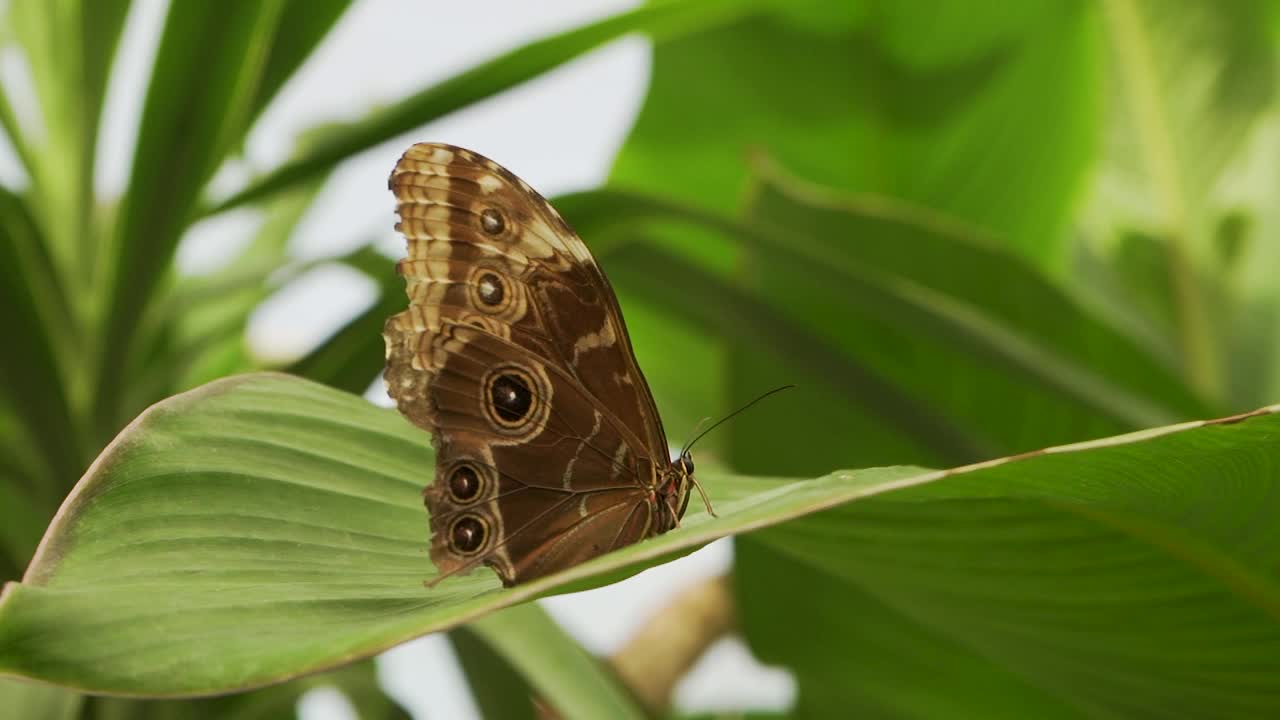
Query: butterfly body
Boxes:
[{"xmin": 383, "ymin": 143, "xmax": 695, "ymax": 587}]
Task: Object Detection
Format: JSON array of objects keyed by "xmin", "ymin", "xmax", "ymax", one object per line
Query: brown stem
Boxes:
[{"xmin": 608, "ymin": 574, "xmax": 737, "ymax": 715}]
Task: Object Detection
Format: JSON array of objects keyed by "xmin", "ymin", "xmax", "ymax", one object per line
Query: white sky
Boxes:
[{"xmin": 3, "ymin": 0, "xmax": 796, "ymax": 716}]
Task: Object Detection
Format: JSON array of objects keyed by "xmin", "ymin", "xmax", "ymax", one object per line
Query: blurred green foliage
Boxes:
[{"xmin": 2, "ymin": 0, "xmax": 1279, "ymax": 717}]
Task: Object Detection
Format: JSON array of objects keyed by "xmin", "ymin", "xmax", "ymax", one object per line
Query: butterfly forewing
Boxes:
[{"xmin": 383, "ymin": 143, "xmax": 676, "ymax": 586}]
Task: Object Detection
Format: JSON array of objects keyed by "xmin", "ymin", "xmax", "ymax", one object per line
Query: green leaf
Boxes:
[
  {"xmin": 9, "ymin": 0, "xmax": 130, "ymax": 274},
  {"xmin": 287, "ymin": 247, "xmax": 402, "ymax": 394},
  {"xmin": 1086, "ymin": 0, "xmax": 1277, "ymax": 400},
  {"xmin": 0, "ymin": 374, "xmax": 1276, "ymax": 702},
  {"xmin": 204, "ymin": 0, "xmax": 761, "ymax": 215},
  {"xmin": 730, "ymin": 169, "xmax": 1214, "ymax": 475},
  {"xmin": 153, "ymin": 178, "xmax": 330, "ymax": 400},
  {"xmin": 96, "ymin": 0, "xmax": 286, "ymax": 435},
  {"xmin": 470, "ymin": 603, "xmax": 644, "ymax": 720},
  {"xmin": 0, "ymin": 71, "xmax": 35, "ymax": 190},
  {"xmin": 559, "ymin": 189, "xmax": 993, "ymax": 462},
  {"xmin": 0, "ymin": 479, "xmax": 50, "ymax": 576},
  {"xmin": 248, "ymin": 0, "xmax": 354, "ymax": 127},
  {"xmin": 0, "ymin": 677, "xmax": 81, "ymax": 720},
  {"xmin": 0, "ymin": 187, "xmax": 84, "ymax": 491},
  {"xmin": 603, "ymin": 242, "xmax": 990, "ymax": 465},
  {"xmin": 449, "ymin": 627, "xmax": 537, "ymax": 720},
  {"xmin": 737, "ymin": 405, "xmax": 1280, "ymax": 717},
  {"xmin": 558, "ymin": 184, "xmax": 1210, "ymax": 472},
  {"xmin": 737, "ymin": 541, "xmax": 1083, "ymax": 718},
  {"xmin": 1096, "ymin": 0, "xmax": 1275, "ymax": 228},
  {"xmin": 870, "ymin": 1, "xmax": 1046, "ymax": 70},
  {"xmin": 0, "ymin": 373, "xmax": 939, "ymax": 695},
  {"xmin": 83, "ymin": 661, "xmax": 409, "ymax": 720},
  {"xmin": 612, "ymin": 0, "xmax": 1101, "ymax": 266}
]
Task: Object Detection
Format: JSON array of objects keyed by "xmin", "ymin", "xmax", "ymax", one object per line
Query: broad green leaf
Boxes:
[
  {"xmin": 0, "ymin": 374, "xmax": 1276, "ymax": 701},
  {"xmin": 470, "ymin": 604, "xmax": 644, "ymax": 720},
  {"xmin": 0, "ymin": 373, "xmax": 934, "ymax": 695},
  {"xmin": 204, "ymin": 0, "xmax": 760, "ymax": 215},
  {"xmin": 738, "ymin": 405, "xmax": 1280, "ymax": 717},
  {"xmin": 96, "ymin": 0, "xmax": 285, "ymax": 435},
  {"xmin": 737, "ymin": 541, "xmax": 1083, "ymax": 718}
]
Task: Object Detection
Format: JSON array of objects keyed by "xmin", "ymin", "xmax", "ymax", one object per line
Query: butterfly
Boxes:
[{"xmin": 382, "ymin": 143, "xmax": 712, "ymax": 587}]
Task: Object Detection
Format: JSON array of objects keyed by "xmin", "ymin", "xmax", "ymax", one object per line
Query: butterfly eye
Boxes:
[
  {"xmin": 448, "ymin": 464, "xmax": 482, "ymax": 501},
  {"xmin": 479, "ymin": 208, "xmax": 505, "ymax": 235},
  {"xmin": 450, "ymin": 515, "xmax": 487, "ymax": 554},
  {"xmin": 680, "ymin": 456, "xmax": 695, "ymax": 475},
  {"xmin": 489, "ymin": 372, "xmax": 533, "ymax": 424},
  {"xmin": 476, "ymin": 272, "xmax": 505, "ymax": 306}
]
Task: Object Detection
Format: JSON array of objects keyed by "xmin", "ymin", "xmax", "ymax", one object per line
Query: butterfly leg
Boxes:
[{"xmin": 691, "ymin": 477, "xmax": 717, "ymax": 518}]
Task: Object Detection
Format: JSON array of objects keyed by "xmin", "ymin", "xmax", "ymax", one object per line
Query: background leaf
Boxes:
[
  {"xmin": 96, "ymin": 0, "xmax": 286, "ymax": 435},
  {"xmin": 729, "ymin": 169, "xmax": 1213, "ymax": 476},
  {"xmin": 469, "ymin": 603, "xmax": 644, "ymax": 720},
  {"xmin": 611, "ymin": 0, "xmax": 1101, "ymax": 266},
  {"xmin": 82, "ymin": 661, "xmax": 408, "ymax": 720},
  {"xmin": 206, "ymin": 0, "xmax": 761, "ymax": 215},
  {"xmin": 246, "ymin": 0, "xmax": 354, "ymax": 128},
  {"xmin": 0, "ymin": 187, "xmax": 82, "ymax": 499},
  {"xmin": 448, "ymin": 627, "xmax": 536, "ymax": 720},
  {"xmin": 8, "ymin": 0, "xmax": 130, "ymax": 274},
  {"xmin": 1083, "ymin": 0, "xmax": 1278, "ymax": 401}
]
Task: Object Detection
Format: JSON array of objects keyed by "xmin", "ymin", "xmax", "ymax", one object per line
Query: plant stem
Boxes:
[{"xmin": 609, "ymin": 575, "xmax": 737, "ymax": 715}]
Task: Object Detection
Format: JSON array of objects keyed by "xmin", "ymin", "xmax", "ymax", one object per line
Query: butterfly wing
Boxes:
[{"xmin": 383, "ymin": 143, "xmax": 670, "ymax": 586}]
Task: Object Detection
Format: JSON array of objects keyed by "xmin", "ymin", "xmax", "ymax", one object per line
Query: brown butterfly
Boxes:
[{"xmin": 382, "ymin": 142, "xmax": 712, "ymax": 587}]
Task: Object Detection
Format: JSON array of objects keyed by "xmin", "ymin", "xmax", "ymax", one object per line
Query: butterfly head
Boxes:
[
  {"xmin": 673, "ymin": 450, "xmax": 695, "ymax": 516},
  {"xmin": 658, "ymin": 449, "xmax": 713, "ymax": 530}
]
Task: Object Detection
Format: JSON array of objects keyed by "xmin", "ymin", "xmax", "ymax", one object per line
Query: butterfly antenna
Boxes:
[
  {"xmin": 679, "ymin": 416, "xmax": 714, "ymax": 457},
  {"xmin": 424, "ymin": 563, "xmax": 471, "ymax": 589},
  {"xmin": 683, "ymin": 384, "xmax": 796, "ymax": 454}
]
